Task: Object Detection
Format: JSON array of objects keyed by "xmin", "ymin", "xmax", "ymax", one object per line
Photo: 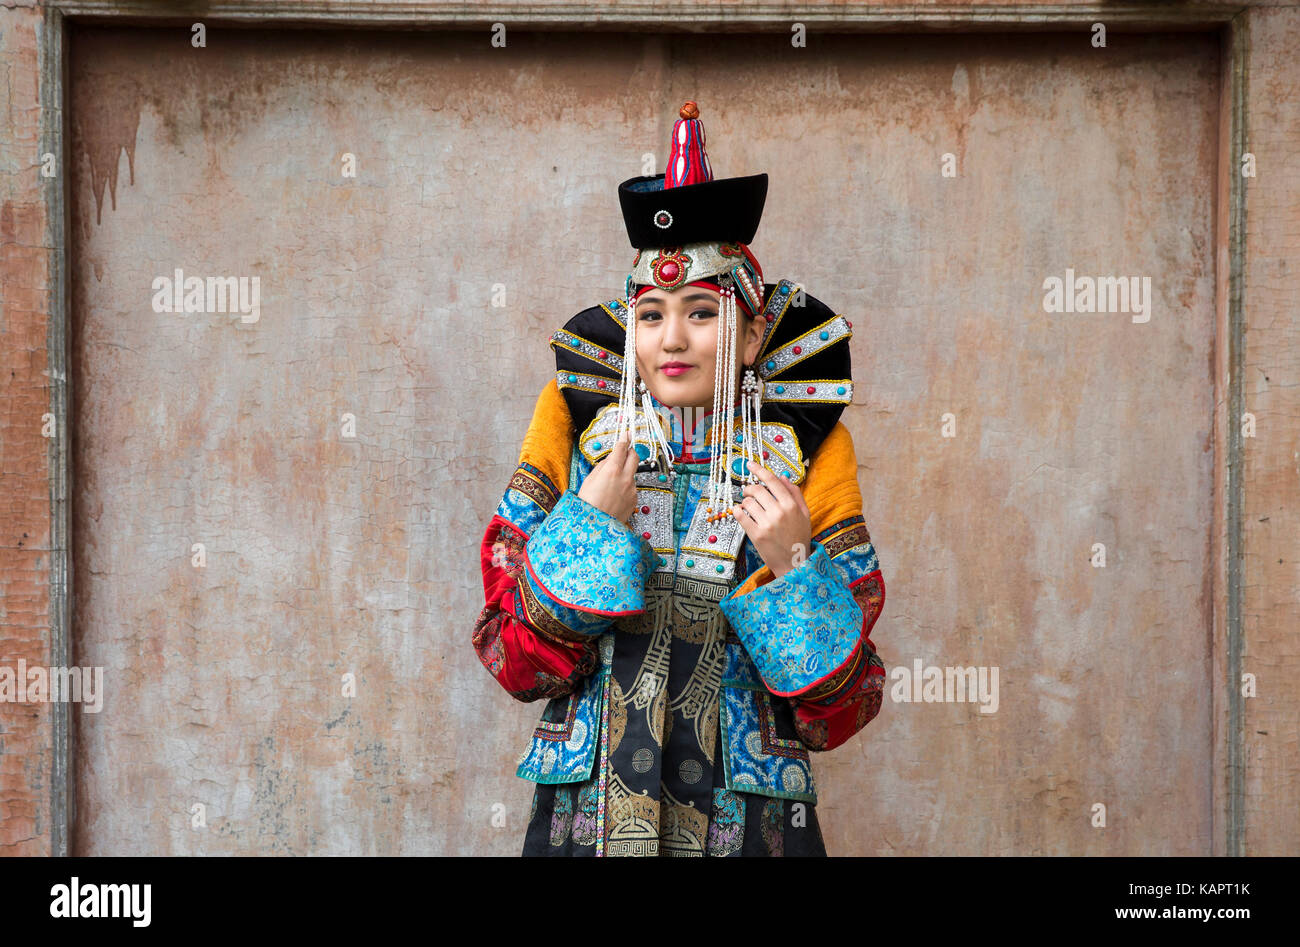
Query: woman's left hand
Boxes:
[{"xmin": 731, "ymin": 462, "xmax": 813, "ymax": 579}]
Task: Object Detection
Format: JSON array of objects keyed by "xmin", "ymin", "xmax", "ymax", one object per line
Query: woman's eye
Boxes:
[
  {"xmin": 690, "ymin": 309, "xmax": 718, "ymax": 319},
  {"xmin": 637, "ymin": 311, "xmax": 661, "ymax": 321}
]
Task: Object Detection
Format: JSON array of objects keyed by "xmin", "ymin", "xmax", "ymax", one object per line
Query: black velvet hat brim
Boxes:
[{"xmin": 618, "ymin": 174, "xmax": 768, "ymax": 249}]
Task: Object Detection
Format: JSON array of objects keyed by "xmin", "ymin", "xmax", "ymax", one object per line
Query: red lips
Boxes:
[{"xmin": 660, "ymin": 362, "xmax": 694, "ymax": 376}]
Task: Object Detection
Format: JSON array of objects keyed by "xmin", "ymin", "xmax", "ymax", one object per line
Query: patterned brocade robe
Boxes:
[{"xmin": 472, "ymin": 378, "xmax": 886, "ymax": 856}]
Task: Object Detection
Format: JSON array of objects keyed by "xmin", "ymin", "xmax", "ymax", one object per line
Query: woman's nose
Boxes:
[{"xmin": 662, "ymin": 312, "xmax": 687, "ymax": 348}]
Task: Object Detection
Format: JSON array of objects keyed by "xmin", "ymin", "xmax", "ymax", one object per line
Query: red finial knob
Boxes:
[{"xmin": 680, "ymin": 101, "xmax": 700, "ymax": 120}]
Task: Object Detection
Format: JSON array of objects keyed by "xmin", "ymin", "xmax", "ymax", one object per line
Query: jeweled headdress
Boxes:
[
  {"xmin": 613, "ymin": 102, "xmax": 772, "ymax": 519},
  {"xmin": 551, "ymin": 102, "xmax": 855, "ymax": 502}
]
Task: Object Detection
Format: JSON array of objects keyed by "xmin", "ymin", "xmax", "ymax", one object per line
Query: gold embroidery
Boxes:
[
  {"xmin": 659, "ymin": 782, "xmax": 708, "ymax": 857},
  {"xmin": 820, "ymin": 521, "xmax": 870, "ymax": 558},
  {"xmin": 624, "ymin": 622, "xmax": 673, "ymax": 742},
  {"xmin": 608, "ymin": 675, "xmax": 627, "ymax": 757},
  {"xmin": 517, "ymin": 576, "xmax": 594, "ymax": 644},
  {"xmin": 508, "ymin": 467, "xmax": 559, "ymax": 514},
  {"xmin": 606, "ymin": 774, "xmax": 660, "ymax": 857},
  {"xmin": 668, "ymin": 606, "xmax": 727, "ymax": 764}
]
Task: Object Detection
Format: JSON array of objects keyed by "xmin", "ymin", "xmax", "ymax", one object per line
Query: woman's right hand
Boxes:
[{"xmin": 577, "ymin": 433, "xmax": 639, "ymax": 525}]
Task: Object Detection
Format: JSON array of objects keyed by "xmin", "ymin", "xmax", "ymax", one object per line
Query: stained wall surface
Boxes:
[{"xmin": 58, "ymin": 26, "xmax": 1224, "ymax": 855}]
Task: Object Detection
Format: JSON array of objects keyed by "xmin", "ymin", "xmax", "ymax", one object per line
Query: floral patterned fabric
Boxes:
[
  {"xmin": 718, "ymin": 539, "xmax": 864, "ymax": 697},
  {"xmin": 525, "ymin": 489, "xmax": 658, "ymax": 619}
]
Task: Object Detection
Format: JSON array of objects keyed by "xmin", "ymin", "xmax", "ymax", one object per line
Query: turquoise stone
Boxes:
[
  {"xmin": 634, "ymin": 443, "xmax": 649, "ymax": 460},
  {"xmin": 837, "ymin": 386, "xmax": 846, "ymax": 395},
  {"xmin": 731, "ymin": 457, "xmax": 747, "ymax": 476},
  {"xmin": 567, "ymin": 373, "xmax": 576, "ymax": 383},
  {"xmin": 775, "ymin": 385, "xmax": 784, "ymax": 394},
  {"xmin": 593, "ymin": 441, "xmax": 601, "ymax": 451},
  {"xmin": 820, "ymin": 330, "xmax": 829, "ymax": 340},
  {"xmin": 766, "ymin": 360, "xmax": 776, "ymax": 371},
  {"xmin": 715, "ymin": 564, "xmax": 725, "ymax": 573},
  {"xmin": 685, "ymin": 558, "xmax": 694, "ymax": 568},
  {"xmin": 657, "ymin": 473, "xmax": 668, "ymax": 482}
]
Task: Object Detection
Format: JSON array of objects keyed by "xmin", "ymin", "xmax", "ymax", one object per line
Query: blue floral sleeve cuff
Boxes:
[
  {"xmin": 718, "ymin": 539, "xmax": 864, "ymax": 697},
  {"xmin": 523, "ymin": 489, "xmax": 655, "ymax": 630}
]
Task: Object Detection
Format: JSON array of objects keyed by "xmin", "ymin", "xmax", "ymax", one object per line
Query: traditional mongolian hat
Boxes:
[{"xmin": 552, "ymin": 102, "xmax": 855, "ymax": 517}]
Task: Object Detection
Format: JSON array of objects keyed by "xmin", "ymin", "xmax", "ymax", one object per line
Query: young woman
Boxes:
[{"xmin": 472, "ymin": 103, "xmax": 886, "ymax": 856}]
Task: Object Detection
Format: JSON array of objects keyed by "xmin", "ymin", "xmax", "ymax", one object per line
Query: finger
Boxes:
[
  {"xmin": 604, "ymin": 434, "xmax": 628, "ymax": 472},
  {"xmin": 620, "ymin": 435, "xmax": 640, "ymax": 477},
  {"xmin": 733, "ymin": 502, "xmax": 759, "ymax": 533},
  {"xmin": 740, "ymin": 484, "xmax": 771, "ymax": 513},
  {"xmin": 774, "ymin": 470, "xmax": 808, "ymax": 513},
  {"xmin": 748, "ymin": 462, "xmax": 793, "ymax": 510},
  {"xmin": 738, "ymin": 496, "xmax": 767, "ymax": 528},
  {"xmin": 731, "ymin": 503, "xmax": 754, "ymax": 533}
]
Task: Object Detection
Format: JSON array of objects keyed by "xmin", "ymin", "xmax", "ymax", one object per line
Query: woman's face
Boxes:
[{"xmin": 633, "ymin": 285, "xmax": 765, "ymax": 410}]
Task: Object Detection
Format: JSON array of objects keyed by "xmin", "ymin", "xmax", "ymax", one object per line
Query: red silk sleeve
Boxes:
[
  {"xmin": 471, "ymin": 515, "xmax": 600, "ymax": 703},
  {"xmin": 786, "ymin": 570, "xmax": 887, "ymax": 752}
]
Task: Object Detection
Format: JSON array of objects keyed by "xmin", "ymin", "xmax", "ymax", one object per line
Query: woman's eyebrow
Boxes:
[{"xmin": 637, "ymin": 293, "xmax": 717, "ymax": 305}]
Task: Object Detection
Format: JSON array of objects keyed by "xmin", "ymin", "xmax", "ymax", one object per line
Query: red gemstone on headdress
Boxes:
[
  {"xmin": 660, "ymin": 260, "xmax": 680, "ymax": 282},
  {"xmin": 793, "ymin": 345, "xmax": 802, "ymax": 354},
  {"xmin": 597, "ymin": 379, "xmax": 607, "ymax": 388},
  {"xmin": 807, "ymin": 386, "xmax": 816, "ymax": 394},
  {"xmin": 642, "ymin": 531, "xmax": 651, "ymax": 540},
  {"xmin": 774, "ymin": 435, "xmax": 783, "ymax": 443},
  {"xmin": 708, "ymin": 535, "xmax": 717, "ymax": 543},
  {"xmin": 598, "ymin": 350, "xmax": 607, "ymax": 358},
  {"xmin": 763, "ymin": 450, "xmax": 769, "ymax": 459},
  {"xmin": 641, "ymin": 505, "xmax": 650, "ymax": 514},
  {"xmin": 765, "ymin": 313, "xmax": 774, "ymax": 322}
]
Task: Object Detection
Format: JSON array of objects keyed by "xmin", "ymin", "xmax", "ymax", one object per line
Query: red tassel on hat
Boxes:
[{"xmin": 666, "ymin": 101, "xmax": 713, "ymax": 188}]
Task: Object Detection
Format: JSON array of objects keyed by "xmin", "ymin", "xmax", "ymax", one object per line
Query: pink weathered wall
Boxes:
[
  {"xmin": 1238, "ymin": 7, "xmax": 1300, "ymax": 858},
  {"xmin": 62, "ymin": 25, "xmax": 1218, "ymax": 855},
  {"xmin": 0, "ymin": 4, "xmax": 55, "ymax": 858},
  {"xmin": 1, "ymin": 2, "xmax": 1295, "ymax": 858}
]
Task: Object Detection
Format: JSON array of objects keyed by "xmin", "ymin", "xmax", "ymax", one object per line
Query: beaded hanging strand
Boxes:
[
  {"xmin": 616, "ymin": 275, "xmax": 640, "ymax": 452},
  {"xmin": 640, "ymin": 379, "xmax": 676, "ymax": 471},
  {"xmin": 706, "ymin": 284, "xmax": 726, "ymax": 513},
  {"xmin": 740, "ymin": 365, "xmax": 761, "ymax": 487},
  {"xmin": 721, "ymin": 283, "xmax": 738, "ymax": 513},
  {"xmin": 706, "ymin": 280, "xmax": 740, "ymax": 522}
]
